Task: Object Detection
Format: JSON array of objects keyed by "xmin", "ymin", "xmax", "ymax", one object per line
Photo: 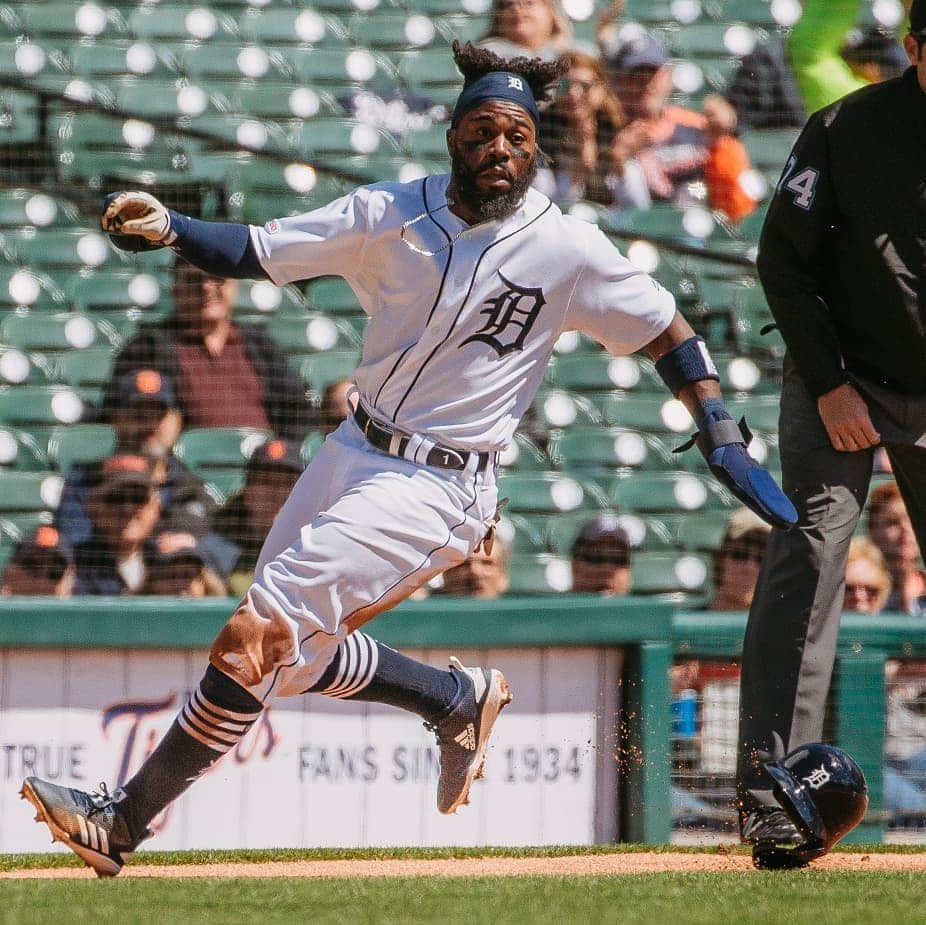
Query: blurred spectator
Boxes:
[
  {"xmin": 843, "ymin": 536, "xmax": 892, "ymax": 614},
  {"xmin": 570, "ymin": 513, "xmax": 632, "ymax": 594},
  {"xmin": 478, "ymin": 0, "xmax": 572, "ymax": 62},
  {"xmin": 0, "ymin": 527, "xmax": 75, "ymax": 598},
  {"xmin": 537, "ymin": 49, "xmax": 649, "ymax": 209},
  {"xmin": 709, "ymin": 508, "xmax": 771, "ymax": 611},
  {"xmin": 319, "ymin": 378, "xmax": 353, "ymax": 436},
  {"xmin": 603, "ymin": 32, "xmax": 757, "ymax": 222},
  {"xmin": 74, "ymin": 454, "xmax": 162, "ymax": 595},
  {"xmin": 867, "ymin": 482, "xmax": 926, "ymax": 615},
  {"xmin": 440, "ymin": 536, "xmax": 511, "ymax": 598},
  {"xmin": 56, "ymin": 369, "xmax": 214, "ymax": 546},
  {"xmin": 143, "ymin": 531, "xmax": 228, "ymax": 597},
  {"xmin": 790, "ymin": 0, "xmax": 908, "ymax": 115},
  {"xmin": 107, "ymin": 263, "xmax": 311, "ymax": 438},
  {"xmin": 213, "ymin": 439, "xmax": 306, "ymax": 597}
]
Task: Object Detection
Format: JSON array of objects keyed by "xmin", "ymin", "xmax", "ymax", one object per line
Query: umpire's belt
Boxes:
[{"xmin": 352, "ymin": 404, "xmax": 493, "ymax": 473}]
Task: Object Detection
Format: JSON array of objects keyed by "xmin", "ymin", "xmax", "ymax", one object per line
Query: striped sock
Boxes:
[
  {"xmin": 119, "ymin": 666, "xmax": 262, "ymax": 841},
  {"xmin": 309, "ymin": 633, "xmax": 461, "ymax": 721}
]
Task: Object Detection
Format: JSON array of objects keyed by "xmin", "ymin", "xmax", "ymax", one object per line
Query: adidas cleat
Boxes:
[
  {"xmin": 21, "ymin": 777, "xmax": 143, "ymax": 877},
  {"xmin": 426, "ymin": 656, "xmax": 512, "ymax": 815}
]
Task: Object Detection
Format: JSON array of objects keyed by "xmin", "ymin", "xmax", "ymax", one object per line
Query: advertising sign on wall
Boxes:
[{"xmin": 0, "ymin": 646, "xmax": 621, "ymax": 852}]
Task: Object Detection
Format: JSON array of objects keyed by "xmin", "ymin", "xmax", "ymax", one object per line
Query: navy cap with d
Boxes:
[{"xmin": 451, "ymin": 71, "xmax": 540, "ymax": 128}]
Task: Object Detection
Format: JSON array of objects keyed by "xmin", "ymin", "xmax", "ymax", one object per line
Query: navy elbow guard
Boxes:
[
  {"xmin": 654, "ymin": 336, "xmax": 719, "ymax": 396},
  {"xmin": 675, "ymin": 401, "xmax": 798, "ymax": 531}
]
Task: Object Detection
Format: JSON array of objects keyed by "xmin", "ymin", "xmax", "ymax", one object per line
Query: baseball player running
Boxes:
[{"xmin": 21, "ymin": 42, "xmax": 795, "ymax": 876}]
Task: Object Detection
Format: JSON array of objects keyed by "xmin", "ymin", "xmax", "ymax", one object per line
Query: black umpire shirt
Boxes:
[{"xmin": 756, "ymin": 66, "xmax": 926, "ymax": 398}]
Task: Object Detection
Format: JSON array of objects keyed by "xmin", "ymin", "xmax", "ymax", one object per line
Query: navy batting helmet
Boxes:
[{"xmin": 756, "ymin": 743, "xmax": 868, "ymax": 869}]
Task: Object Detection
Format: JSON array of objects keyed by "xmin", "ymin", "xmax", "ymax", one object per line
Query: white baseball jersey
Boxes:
[{"xmin": 250, "ymin": 173, "xmax": 675, "ymax": 452}]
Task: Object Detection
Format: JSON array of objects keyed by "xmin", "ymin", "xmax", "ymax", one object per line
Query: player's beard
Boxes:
[{"xmin": 449, "ymin": 148, "xmax": 537, "ymax": 222}]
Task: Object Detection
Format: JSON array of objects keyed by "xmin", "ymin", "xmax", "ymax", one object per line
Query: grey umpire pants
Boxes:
[{"xmin": 736, "ymin": 357, "xmax": 926, "ymax": 807}]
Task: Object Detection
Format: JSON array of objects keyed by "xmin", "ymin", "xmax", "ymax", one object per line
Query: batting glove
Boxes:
[{"xmin": 100, "ymin": 191, "xmax": 176, "ymax": 252}]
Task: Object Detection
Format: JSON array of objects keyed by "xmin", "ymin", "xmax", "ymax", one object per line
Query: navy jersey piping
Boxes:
[
  {"xmin": 373, "ymin": 177, "xmax": 454, "ymax": 418},
  {"xmin": 390, "ymin": 199, "xmax": 553, "ymax": 422}
]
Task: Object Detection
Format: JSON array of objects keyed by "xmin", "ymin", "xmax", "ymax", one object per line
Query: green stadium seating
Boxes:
[
  {"xmin": 402, "ymin": 123, "xmax": 449, "ymax": 159},
  {"xmin": 546, "ymin": 353, "xmax": 663, "ymax": 393},
  {"xmin": 0, "ymin": 267, "xmax": 65, "ymax": 312},
  {"xmin": 0, "ymin": 384, "xmax": 87, "ymax": 430},
  {"xmin": 281, "ymin": 46, "xmax": 384, "ymax": 86},
  {"xmin": 531, "ymin": 387, "xmax": 601, "ymax": 430},
  {"xmin": 46, "ymin": 423, "xmax": 117, "ymax": 473},
  {"xmin": 0, "ymin": 346, "xmax": 48, "ymax": 386},
  {"xmin": 237, "ymin": 7, "xmax": 346, "ymax": 46},
  {"xmin": 2, "ymin": 227, "xmax": 119, "ymax": 273},
  {"xmin": 0, "ymin": 470, "xmax": 64, "ymax": 513},
  {"xmin": 350, "ymin": 11, "xmax": 439, "ymax": 50},
  {"xmin": 629, "ymin": 550, "xmax": 712, "ymax": 595},
  {"xmin": 55, "ymin": 348, "xmax": 116, "ymax": 390},
  {"xmin": 675, "ymin": 509, "xmax": 735, "ymax": 551},
  {"xmin": 398, "ymin": 47, "xmax": 462, "ymax": 100},
  {"xmin": 0, "ymin": 189, "xmax": 80, "ymax": 228},
  {"xmin": 0, "ymin": 425, "xmax": 48, "ymax": 471},
  {"xmin": 0, "ymin": 313, "xmax": 110, "ymax": 352},
  {"xmin": 550, "ymin": 426, "xmax": 676, "ymax": 473},
  {"xmin": 67, "ymin": 270, "xmax": 171, "ymax": 315},
  {"xmin": 266, "ymin": 314, "xmax": 359, "ymax": 352},
  {"xmin": 726, "ymin": 394, "xmax": 780, "ymax": 432},
  {"xmin": 289, "ymin": 117, "xmax": 395, "ymax": 158},
  {"xmin": 232, "ymin": 278, "xmax": 307, "ymax": 319},
  {"xmin": 593, "ymin": 392, "xmax": 693, "ymax": 434},
  {"xmin": 709, "ymin": 0, "xmax": 780, "ymax": 26},
  {"xmin": 434, "ymin": 13, "xmax": 490, "ymax": 44},
  {"xmin": 174, "ymin": 426, "xmax": 272, "ymax": 499},
  {"xmin": 497, "ymin": 433, "xmax": 550, "ymax": 472},
  {"xmin": 299, "ymin": 350, "xmax": 360, "ymax": 393},
  {"xmin": 0, "ymin": 89, "xmax": 41, "ymax": 145},
  {"xmin": 128, "ymin": 5, "xmax": 237, "ymax": 42},
  {"xmin": 226, "ymin": 82, "xmax": 345, "ymax": 119},
  {"xmin": 622, "ymin": 0, "xmax": 700, "ymax": 23},
  {"xmin": 669, "ymin": 22, "xmax": 753, "ymax": 58},
  {"xmin": 741, "ymin": 128, "xmax": 800, "ymax": 173},
  {"xmin": 304, "ymin": 276, "xmax": 362, "ymax": 315},
  {"xmin": 546, "ymin": 510, "xmax": 674, "ymax": 556},
  {"xmin": 504, "ymin": 552, "xmax": 572, "ymax": 594},
  {"xmin": 607, "ymin": 471, "xmax": 730, "ymax": 514},
  {"xmin": 20, "ymin": 2, "xmax": 125, "ymax": 38},
  {"xmin": 68, "ymin": 39, "xmax": 175, "ymax": 78},
  {"xmin": 498, "ymin": 472, "xmax": 592, "ymax": 514}
]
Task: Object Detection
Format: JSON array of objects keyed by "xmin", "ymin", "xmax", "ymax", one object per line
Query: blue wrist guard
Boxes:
[
  {"xmin": 676, "ymin": 400, "xmax": 798, "ymax": 530},
  {"xmin": 654, "ymin": 336, "xmax": 719, "ymax": 397},
  {"xmin": 167, "ymin": 211, "xmax": 267, "ymax": 279}
]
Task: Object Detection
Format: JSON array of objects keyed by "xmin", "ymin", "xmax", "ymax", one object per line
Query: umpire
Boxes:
[{"xmin": 737, "ymin": 1, "xmax": 926, "ymax": 851}]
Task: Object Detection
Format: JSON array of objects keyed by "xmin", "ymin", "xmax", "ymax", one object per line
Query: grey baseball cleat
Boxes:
[
  {"xmin": 427, "ymin": 656, "xmax": 513, "ymax": 815},
  {"xmin": 21, "ymin": 777, "xmax": 144, "ymax": 877}
]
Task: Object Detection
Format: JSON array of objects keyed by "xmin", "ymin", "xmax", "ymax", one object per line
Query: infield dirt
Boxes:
[{"xmin": 1, "ymin": 852, "xmax": 924, "ymax": 879}]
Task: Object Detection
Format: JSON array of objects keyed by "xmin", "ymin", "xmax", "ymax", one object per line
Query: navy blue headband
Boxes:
[{"xmin": 451, "ymin": 71, "xmax": 539, "ymax": 128}]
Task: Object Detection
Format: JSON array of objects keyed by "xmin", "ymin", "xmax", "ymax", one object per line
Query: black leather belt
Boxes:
[{"xmin": 352, "ymin": 404, "xmax": 493, "ymax": 473}]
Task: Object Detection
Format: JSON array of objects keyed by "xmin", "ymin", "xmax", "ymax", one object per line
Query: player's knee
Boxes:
[{"xmin": 208, "ymin": 594, "xmax": 298, "ymax": 690}]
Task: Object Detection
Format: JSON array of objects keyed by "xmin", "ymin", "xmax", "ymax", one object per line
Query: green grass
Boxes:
[{"xmin": 2, "ymin": 870, "xmax": 926, "ymax": 925}]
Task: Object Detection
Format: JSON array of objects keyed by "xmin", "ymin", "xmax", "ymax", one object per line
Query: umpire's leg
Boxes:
[
  {"xmin": 736, "ymin": 361, "xmax": 874, "ymax": 810},
  {"xmin": 885, "ymin": 444, "xmax": 926, "ymax": 558}
]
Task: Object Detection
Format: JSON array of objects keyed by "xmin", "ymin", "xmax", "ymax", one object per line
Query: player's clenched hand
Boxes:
[
  {"xmin": 816, "ymin": 382, "xmax": 880, "ymax": 452},
  {"xmin": 100, "ymin": 191, "xmax": 174, "ymax": 245}
]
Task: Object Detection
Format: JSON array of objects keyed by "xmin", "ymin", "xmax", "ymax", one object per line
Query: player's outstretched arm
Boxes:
[
  {"xmin": 100, "ymin": 191, "xmax": 268, "ymax": 280},
  {"xmin": 645, "ymin": 311, "xmax": 797, "ymax": 530}
]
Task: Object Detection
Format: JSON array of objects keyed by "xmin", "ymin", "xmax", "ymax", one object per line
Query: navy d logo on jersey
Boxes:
[{"xmin": 460, "ymin": 270, "xmax": 546, "ymax": 357}]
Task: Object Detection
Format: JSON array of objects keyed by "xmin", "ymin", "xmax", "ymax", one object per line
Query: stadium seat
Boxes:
[
  {"xmin": 350, "ymin": 12, "xmax": 439, "ymax": 50},
  {"xmin": 237, "ymin": 7, "xmax": 345, "ymax": 47},
  {"xmin": 607, "ymin": 471, "xmax": 730, "ymax": 514},
  {"xmin": 531, "ymin": 388, "xmax": 602, "ymax": 430},
  {"xmin": 226, "ymin": 82, "xmax": 344, "ymax": 120},
  {"xmin": 289, "ymin": 117, "xmax": 395, "ymax": 159},
  {"xmin": 0, "ymin": 470, "xmax": 64, "ymax": 513},
  {"xmin": 504, "ymin": 552, "xmax": 572, "ymax": 594},
  {"xmin": 304, "ymin": 276, "xmax": 363, "ymax": 315},
  {"xmin": 593, "ymin": 392, "xmax": 694, "ymax": 434},
  {"xmin": 550, "ymin": 426, "xmax": 676, "ymax": 473},
  {"xmin": 675, "ymin": 510, "xmax": 735, "ymax": 552},
  {"xmin": 299, "ymin": 350, "xmax": 360, "ymax": 393},
  {"xmin": 0, "ymin": 425, "xmax": 48, "ymax": 471},
  {"xmin": 128, "ymin": 5, "xmax": 237, "ymax": 42},
  {"xmin": 174, "ymin": 426, "xmax": 272, "ymax": 499},
  {"xmin": 55, "ymin": 348, "xmax": 116, "ymax": 391},
  {"xmin": 0, "ymin": 346, "xmax": 48, "ymax": 386},
  {"xmin": 282, "ymin": 46, "xmax": 384, "ymax": 87},
  {"xmin": 0, "ymin": 384, "xmax": 87, "ymax": 431},
  {"xmin": 69, "ymin": 39, "xmax": 175, "ymax": 79},
  {"xmin": 0, "ymin": 89, "xmax": 41, "ymax": 145},
  {"xmin": 629, "ymin": 550, "xmax": 712, "ymax": 595},
  {"xmin": 497, "ymin": 433, "xmax": 550, "ymax": 473},
  {"xmin": 266, "ymin": 313, "xmax": 359, "ymax": 352},
  {"xmin": 0, "ymin": 189, "xmax": 81, "ymax": 228},
  {"xmin": 669, "ymin": 22, "xmax": 754, "ymax": 58},
  {"xmin": 546, "ymin": 353, "xmax": 663, "ymax": 393},
  {"xmin": 2, "ymin": 227, "xmax": 119, "ymax": 274},
  {"xmin": 498, "ymin": 472, "xmax": 591, "ymax": 514},
  {"xmin": 0, "ymin": 313, "xmax": 110, "ymax": 352},
  {"xmin": 67, "ymin": 270, "xmax": 171, "ymax": 316},
  {"xmin": 46, "ymin": 423, "xmax": 117, "ymax": 473}
]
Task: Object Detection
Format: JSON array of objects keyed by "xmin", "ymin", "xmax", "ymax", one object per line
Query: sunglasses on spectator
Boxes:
[
  {"xmin": 722, "ymin": 545, "xmax": 765, "ymax": 564},
  {"xmin": 102, "ymin": 486, "xmax": 151, "ymax": 508},
  {"xmin": 845, "ymin": 583, "xmax": 885, "ymax": 600},
  {"xmin": 560, "ymin": 78, "xmax": 598, "ymax": 94}
]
